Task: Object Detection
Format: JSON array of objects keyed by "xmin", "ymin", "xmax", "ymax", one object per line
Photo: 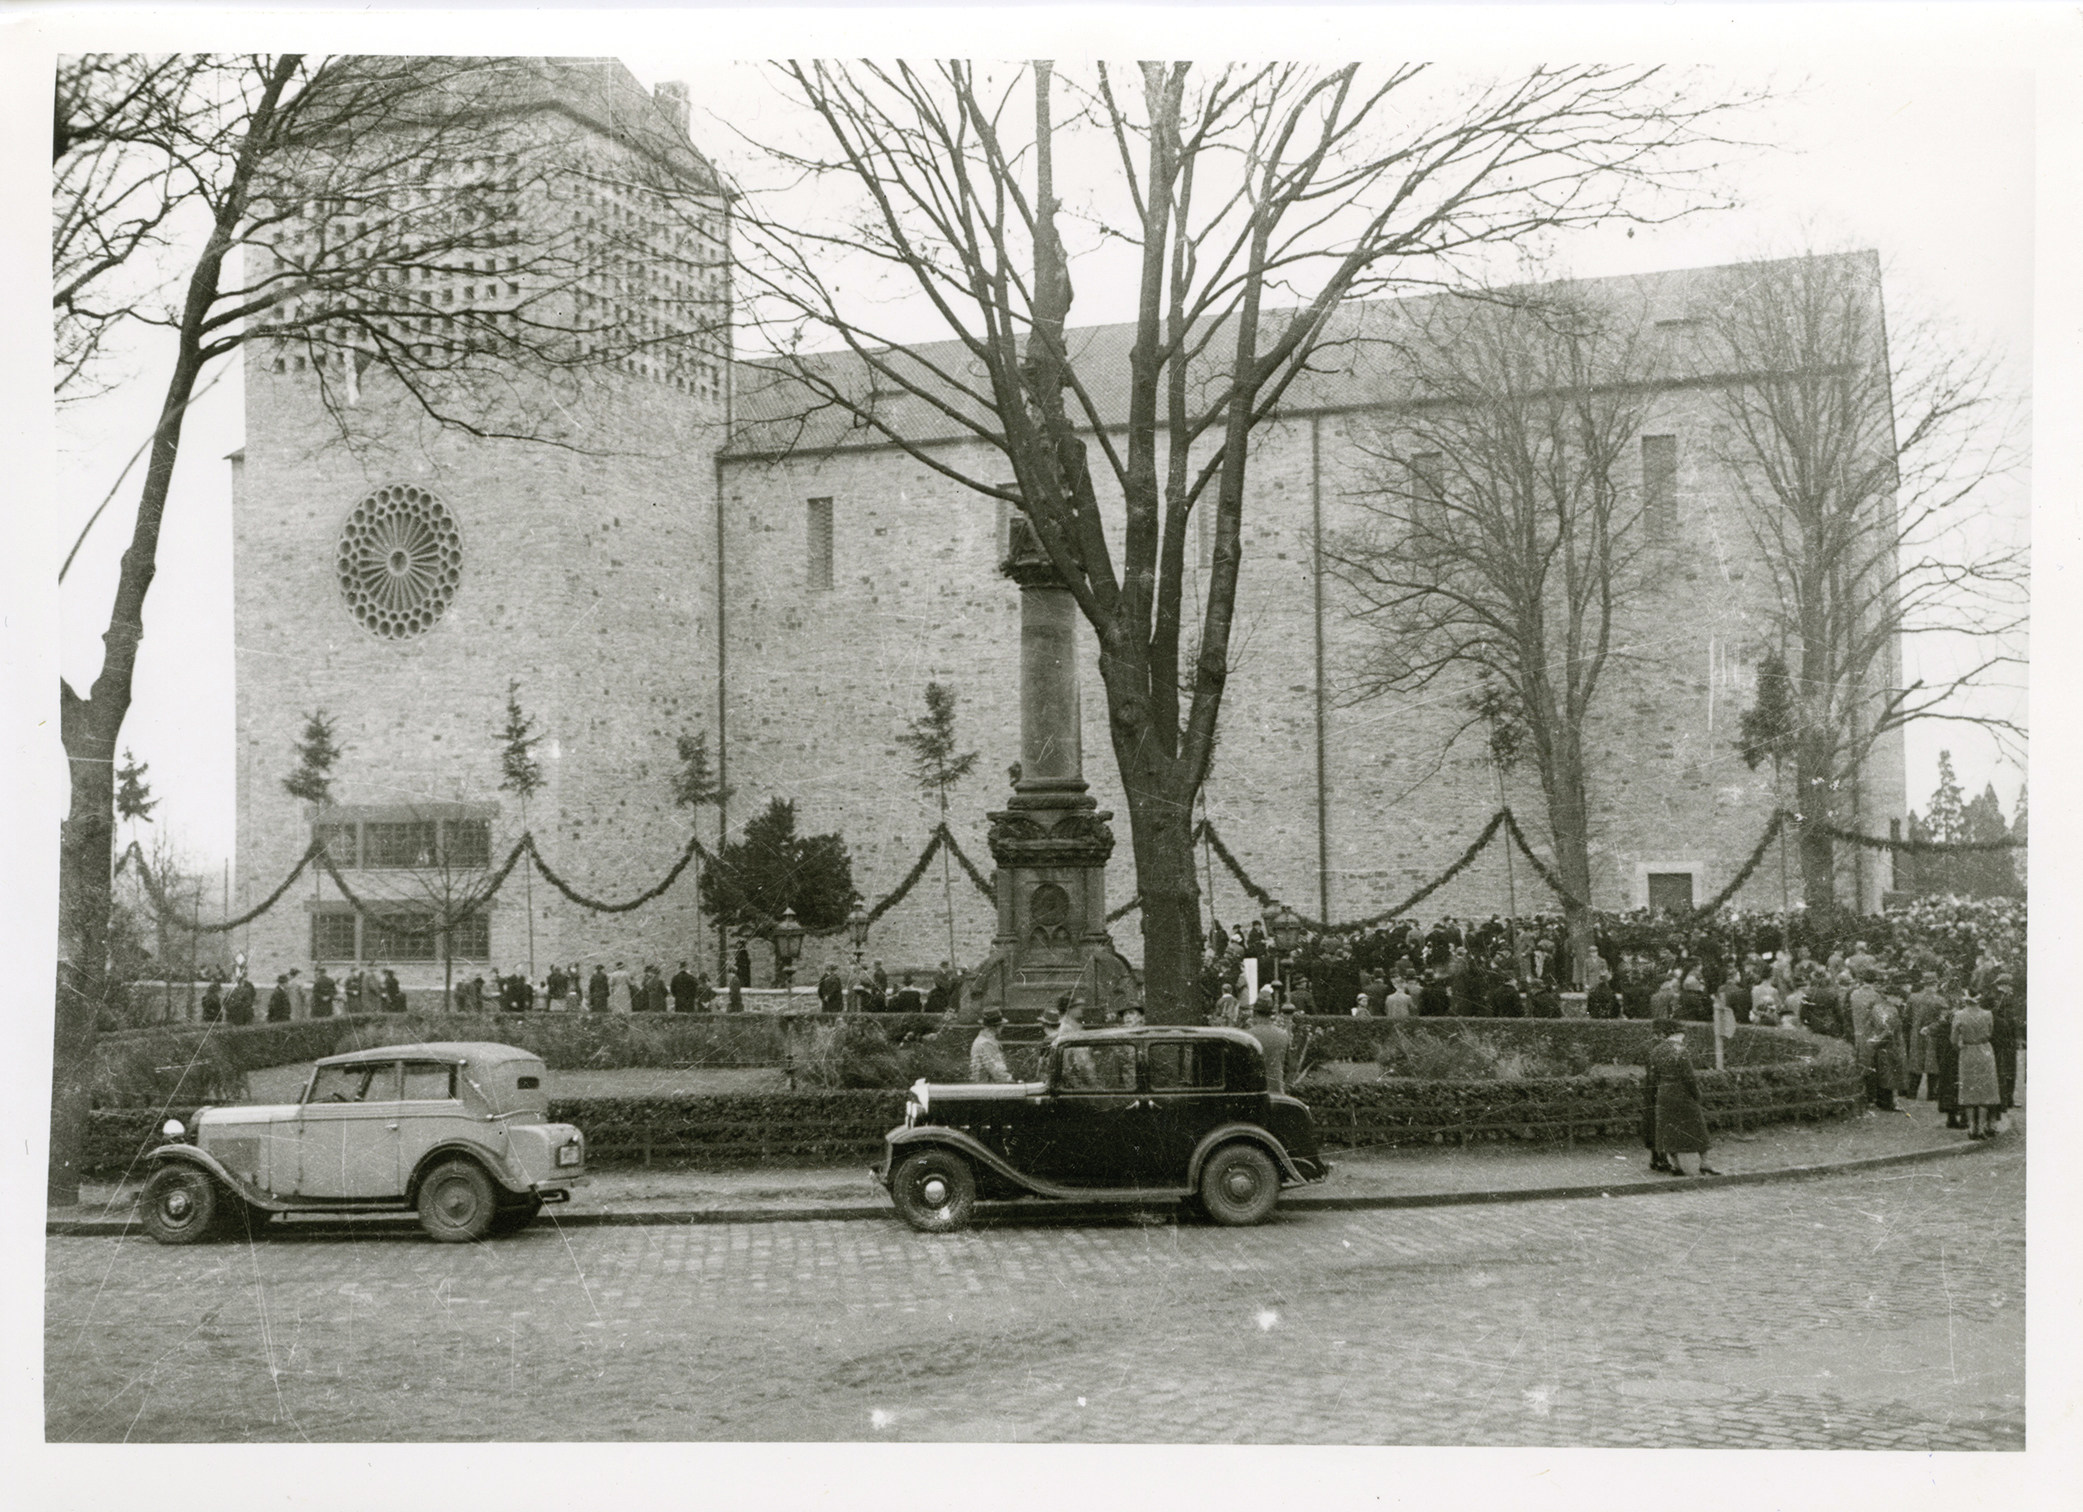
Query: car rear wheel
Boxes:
[
  {"xmin": 1199, "ymin": 1143, "xmax": 1281, "ymax": 1226},
  {"xmin": 140, "ymin": 1165, "xmax": 219, "ymax": 1245},
  {"xmin": 891, "ymin": 1149, "xmax": 976, "ymax": 1233},
  {"xmin": 489, "ymin": 1197, "xmax": 545, "ymax": 1235},
  {"xmin": 417, "ymin": 1159, "xmax": 497, "ymax": 1243}
]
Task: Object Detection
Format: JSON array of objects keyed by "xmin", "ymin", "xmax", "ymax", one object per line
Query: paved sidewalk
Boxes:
[{"xmin": 49, "ymin": 1095, "xmax": 2015, "ymax": 1235}]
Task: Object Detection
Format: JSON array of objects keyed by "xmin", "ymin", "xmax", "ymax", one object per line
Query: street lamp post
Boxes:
[
  {"xmin": 1265, "ymin": 904, "xmax": 1304, "ymax": 1011},
  {"xmin": 773, "ymin": 909, "xmax": 805, "ymax": 1012},
  {"xmin": 846, "ymin": 905, "xmax": 872, "ymax": 1013}
]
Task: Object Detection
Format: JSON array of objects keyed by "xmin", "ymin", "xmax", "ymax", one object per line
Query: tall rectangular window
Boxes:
[
  {"xmin": 1409, "ymin": 452, "xmax": 1446, "ymax": 558},
  {"xmin": 311, "ymin": 910, "xmax": 358, "ymax": 962},
  {"xmin": 1642, "ymin": 434, "xmax": 1678, "ymax": 540},
  {"xmin": 1646, "ymin": 871, "xmax": 1695, "ymax": 912},
  {"xmin": 807, "ymin": 497, "xmax": 834, "ymax": 591}
]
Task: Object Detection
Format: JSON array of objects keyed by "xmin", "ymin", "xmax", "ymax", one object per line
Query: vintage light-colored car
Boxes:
[
  {"xmin": 139, "ymin": 1041, "xmax": 585, "ymax": 1244},
  {"xmin": 878, "ymin": 1026, "xmax": 1329, "ymax": 1232}
]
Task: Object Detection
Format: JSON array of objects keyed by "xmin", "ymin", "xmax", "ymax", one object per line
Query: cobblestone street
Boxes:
[{"xmin": 45, "ymin": 1145, "xmax": 2023, "ymax": 1447}]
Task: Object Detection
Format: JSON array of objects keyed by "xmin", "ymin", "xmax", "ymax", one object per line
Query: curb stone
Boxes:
[{"xmin": 45, "ymin": 1132, "xmax": 2000, "ymax": 1237}]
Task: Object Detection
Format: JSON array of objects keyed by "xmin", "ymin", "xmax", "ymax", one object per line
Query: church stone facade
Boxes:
[{"xmin": 230, "ymin": 60, "xmax": 1904, "ymax": 992}]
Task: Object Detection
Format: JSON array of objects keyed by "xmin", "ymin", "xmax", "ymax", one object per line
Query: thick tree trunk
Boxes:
[
  {"xmin": 1794, "ymin": 730, "xmax": 1838, "ymax": 910},
  {"xmin": 1799, "ymin": 822, "xmax": 1837, "ymax": 914},
  {"xmin": 53, "ymin": 691, "xmax": 115, "ymax": 1205},
  {"xmin": 47, "ymin": 58, "xmax": 294, "ymax": 1202},
  {"xmin": 1120, "ymin": 776, "xmax": 1204, "ymax": 1024},
  {"xmin": 1541, "ymin": 730, "xmax": 1597, "ymax": 988}
]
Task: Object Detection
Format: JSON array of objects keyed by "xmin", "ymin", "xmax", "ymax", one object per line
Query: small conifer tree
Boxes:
[{"xmin": 895, "ymin": 682, "xmax": 979, "ymax": 966}]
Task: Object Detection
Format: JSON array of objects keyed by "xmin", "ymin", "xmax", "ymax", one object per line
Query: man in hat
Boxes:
[
  {"xmin": 1246, "ymin": 994, "xmax": 1293, "ymax": 1096},
  {"xmin": 1054, "ymin": 997, "xmax": 1102, "ymax": 1087},
  {"xmin": 969, "ymin": 1007, "xmax": 1012, "ymax": 1083}
]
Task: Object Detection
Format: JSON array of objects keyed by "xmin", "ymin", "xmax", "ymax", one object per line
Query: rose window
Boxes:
[{"xmin": 336, "ymin": 484, "xmax": 463, "ymax": 640}]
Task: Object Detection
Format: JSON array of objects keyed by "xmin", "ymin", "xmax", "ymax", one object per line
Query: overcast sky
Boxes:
[{"xmin": 27, "ymin": 8, "xmax": 2051, "ymax": 876}]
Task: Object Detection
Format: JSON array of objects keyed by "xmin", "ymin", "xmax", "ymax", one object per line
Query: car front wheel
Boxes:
[
  {"xmin": 140, "ymin": 1165, "xmax": 218, "ymax": 1245},
  {"xmin": 417, "ymin": 1159, "xmax": 497, "ymax": 1242},
  {"xmin": 1199, "ymin": 1143, "xmax": 1281, "ymax": 1226},
  {"xmin": 890, "ymin": 1149, "xmax": 976, "ymax": 1233}
]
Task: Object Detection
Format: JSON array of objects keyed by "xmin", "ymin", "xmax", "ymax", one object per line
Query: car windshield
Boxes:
[{"xmin": 307, "ymin": 1061, "xmax": 402, "ymax": 1104}]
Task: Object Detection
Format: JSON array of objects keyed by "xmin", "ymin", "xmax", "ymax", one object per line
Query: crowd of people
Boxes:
[
  {"xmin": 197, "ymin": 963, "xmax": 406, "ymax": 1024},
  {"xmin": 1201, "ymin": 896, "xmax": 2025, "ymax": 1028},
  {"xmin": 1198, "ymin": 895, "xmax": 2024, "ymax": 1141},
  {"xmin": 190, "ymin": 942, "xmax": 986, "ymax": 1023}
]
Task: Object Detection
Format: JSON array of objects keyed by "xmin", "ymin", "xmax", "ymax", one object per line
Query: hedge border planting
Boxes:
[{"xmin": 83, "ymin": 1060, "xmax": 1859, "ymax": 1177}]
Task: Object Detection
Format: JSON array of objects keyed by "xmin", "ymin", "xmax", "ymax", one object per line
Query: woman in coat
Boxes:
[
  {"xmin": 1952, "ymin": 994, "xmax": 2003, "ymax": 1139},
  {"xmin": 1643, "ymin": 1021, "xmax": 1715, "ymax": 1176},
  {"xmin": 1924, "ymin": 985, "xmax": 1965, "ymax": 1129}
]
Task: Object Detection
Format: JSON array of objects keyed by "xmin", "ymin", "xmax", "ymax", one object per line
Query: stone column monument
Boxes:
[{"xmin": 967, "ymin": 518, "xmax": 1137, "ymax": 1027}]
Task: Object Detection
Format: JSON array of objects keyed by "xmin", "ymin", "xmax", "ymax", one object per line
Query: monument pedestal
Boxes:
[{"xmin": 966, "ymin": 522, "xmax": 1136, "ymax": 1029}]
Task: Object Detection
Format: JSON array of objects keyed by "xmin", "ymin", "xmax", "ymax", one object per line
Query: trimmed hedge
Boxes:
[
  {"xmin": 1303, "ymin": 1061, "xmax": 1861, "ymax": 1151},
  {"xmin": 1290, "ymin": 1016, "xmax": 1822, "ymax": 1070},
  {"xmin": 92, "ymin": 1011, "xmax": 966, "ymax": 1098},
  {"xmin": 85, "ymin": 1106, "xmax": 203, "ymax": 1180},
  {"xmin": 83, "ymin": 1057, "xmax": 1860, "ymax": 1177}
]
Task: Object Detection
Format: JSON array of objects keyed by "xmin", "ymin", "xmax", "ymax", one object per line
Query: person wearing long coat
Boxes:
[
  {"xmin": 1848, "ymin": 976, "xmax": 1899, "ymax": 1109},
  {"xmin": 1923, "ymin": 993, "xmax": 1965, "ymax": 1129},
  {"xmin": 1642, "ymin": 1022, "xmax": 1712, "ymax": 1176},
  {"xmin": 1906, "ymin": 977, "xmax": 1951, "ymax": 1096},
  {"xmin": 1952, "ymin": 998, "xmax": 2003, "ymax": 1138},
  {"xmin": 1987, "ymin": 976, "xmax": 2022, "ymax": 1116}
]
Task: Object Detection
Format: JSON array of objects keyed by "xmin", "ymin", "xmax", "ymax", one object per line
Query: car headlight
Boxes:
[
  {"xmin": 909, "ymin": 1078, "xmax": 930, "ymax": 1113},
  {"xmin": 161, "ymin": 1119, "xmax": 185, "ymax": 1140}
]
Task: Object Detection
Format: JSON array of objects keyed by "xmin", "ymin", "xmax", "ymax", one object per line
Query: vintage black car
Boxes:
[{"xmin": 877, "ymin": 1026, "xmax": 1329, "ymax": 1231}]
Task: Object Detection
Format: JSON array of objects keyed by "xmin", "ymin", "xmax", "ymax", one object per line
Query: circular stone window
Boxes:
[{"xmin": 336, "ymin": 484, "xmax": 463, "ymax": 640}]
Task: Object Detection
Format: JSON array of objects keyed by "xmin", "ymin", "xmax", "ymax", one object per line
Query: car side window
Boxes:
[
  {"xmin": 1056, "ymin": 1042, "xmax": 1138, "ymax": 1093},
  {"xmin": 401, "ymin": 1062, "xmax": 457, "ymax": 1100},
  {"xmin": 1148, "ymin": 1041, "xmax": 1225, "ymax": 1090},
  {"xmin": 307, "ymin": 1062, "xmax": 402, "ymax": 1103}
]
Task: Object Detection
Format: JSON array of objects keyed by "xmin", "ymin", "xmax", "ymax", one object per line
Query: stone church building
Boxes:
[{"xmin": 230, "ymin": 59, "xmax": 1905, "ymax": 992}]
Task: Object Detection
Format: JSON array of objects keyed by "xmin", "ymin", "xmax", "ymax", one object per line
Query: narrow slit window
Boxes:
[
  {"xmin": 1409, "ymin": 452, "xmax": 1446, "ymax": 558},
  {"xmin": 807, "ymin": 497, "xmax": 834, "ymax": 591},
  {"xmin": 1643, "ymin": 434, "xmax": 1677, "ymax": 540}
]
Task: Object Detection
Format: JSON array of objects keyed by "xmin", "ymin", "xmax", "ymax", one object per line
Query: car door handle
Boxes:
[{"xmin": 385, "ymin": 1122, "xmax": 399, "ymax": 1130}]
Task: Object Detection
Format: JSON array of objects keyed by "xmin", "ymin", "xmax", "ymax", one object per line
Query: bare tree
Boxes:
[
  {"xmin": 371, "ymin": 809, "xmax": 506, "ymax": 1015},
  {"xmin": 732, "ymin": 61, "xmax": 1749, "ymax": 1019},
  {"xmin": 51, "ymin": 54, "xmax": 728, "ymax": 1201},
  {"xmin": 1713, "ymin": 252, "xmax": 2026, "ymax": 909},
  {"xmin": 1329, "ymin": 289, "xmax": 1654, "ymax": 982}
]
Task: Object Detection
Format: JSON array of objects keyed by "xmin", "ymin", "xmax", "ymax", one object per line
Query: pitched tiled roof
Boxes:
[{"xmin": 723, "ymin": 251, "xmax": 1879, "ymax": 459}]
